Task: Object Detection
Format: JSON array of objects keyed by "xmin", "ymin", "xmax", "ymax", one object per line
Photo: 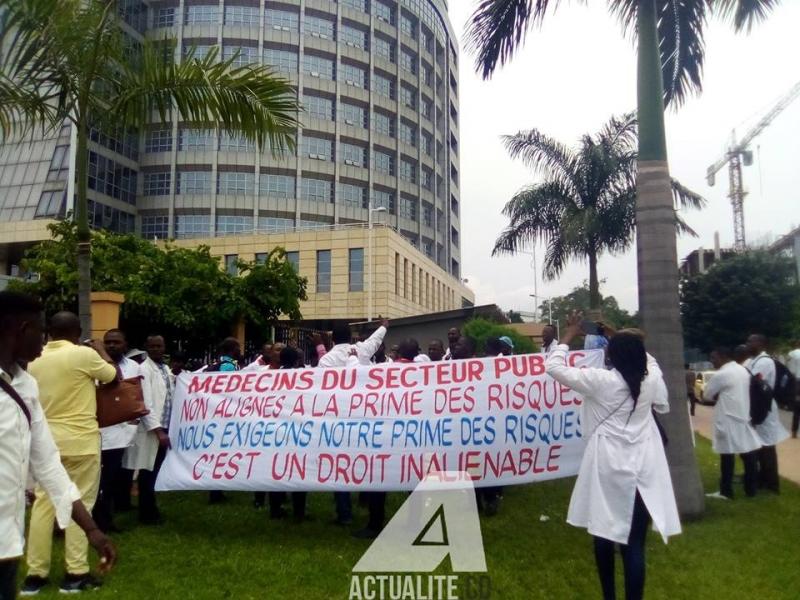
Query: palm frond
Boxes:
[
  {"xmin": 110, "ymin": 41, "xmax": 300, "ymax": 152},
  {"xmin": 671, "ymin": 178, "xmax": 707, "ymax": 210},
  {"xmin": 493, "ymin": 181, "xmax": 571, "ymax": 256},
  {"xmin": 714, "ymin": 0, "xmax": 779, "ymax": 33},
  {"xmin": 465, "ymin": 0, "xmax": 557, "ymax": 80},
  {"xmin": 502, "ymin": 128, "xmax": 579, "ymax": 195}
]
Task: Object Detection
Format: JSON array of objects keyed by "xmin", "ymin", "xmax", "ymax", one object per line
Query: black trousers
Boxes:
[
  {"xmin": 792, "ymin": 401, "xmax": 799, "ymax": 436},
  {"xmin": 137, "ymin": 444, "xmax": 167, "ymax": 522},
  {"xmin": 93, "ymin": 448, "xmax": 127, "ymax": 532},
  {"xmin": 593, "ymin": 492, "xmax": 651, "ymax": 600},
  {"xmin": 720, "ymin": 451, "xmax": 758, "ymax": 498},
  {"xmin": 268, "ymin": 492, "xmax": 307, "ymax": 518},
  {"xmin": 366, "ymin": 492, "xmax": 386, "ymax": 531},
  {"xmin": 757, "ymin": 445, "xmax": 780, "ymax": 493},
  {"xmin": 688, "ymin": 393, "xmax": 698, "ymax": 416},
  {"xmin": 0, "ymin": 559, "xmax": 18, "ymax": 600}
]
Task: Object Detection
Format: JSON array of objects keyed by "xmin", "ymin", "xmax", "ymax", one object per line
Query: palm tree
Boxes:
[
  {"xmin": 467, "ymin": 0, "xmax": 780, "ymax": 517},
  {"xmin": 494, "ymin": 113, "xmax": 704, "ymax": 311},
  {"xmin": 0, "ymin": 0, "xmax": 300, "ymax": 335}
]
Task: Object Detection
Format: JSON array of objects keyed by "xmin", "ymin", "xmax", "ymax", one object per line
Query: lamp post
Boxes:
[{"xmin": 367, "ymin": 205, "xmax": 388, "ymax": 322}]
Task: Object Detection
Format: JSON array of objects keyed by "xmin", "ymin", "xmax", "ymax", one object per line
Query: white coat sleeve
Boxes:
[
  {"xmin": 646, "ymin": 355, "xmax": 670, "ymax": 414},
  {"xmin": 139, "ymin": 365, "xmax": 160, "ymax": 432},
  {"xmin": 703, "ymin": 371, "xmax": 724, "ymax": 404},
  {"xmin": 355, "ymin": 326, "xmax": 386, "ymax": 365},
  {"xmin": 545, "ymin": 344, "xmax": 611, "ymax": 399}
]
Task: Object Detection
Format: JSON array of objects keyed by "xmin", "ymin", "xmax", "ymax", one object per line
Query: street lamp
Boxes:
[{"xmin": 367, "ymin": 204, "xmax": 388, "ymax": 322}]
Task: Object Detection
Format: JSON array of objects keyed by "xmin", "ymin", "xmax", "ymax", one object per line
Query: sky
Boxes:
[{"xmin": 449, "ymin": 1, "xmax": 800, "ymax": 316}]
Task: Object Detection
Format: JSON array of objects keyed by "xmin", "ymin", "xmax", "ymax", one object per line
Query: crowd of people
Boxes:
[{"xmin": 1, "ymin": 286, "xmax": 798, "ymax": 600}]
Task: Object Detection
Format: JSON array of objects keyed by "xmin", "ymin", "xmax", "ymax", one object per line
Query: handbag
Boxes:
[{"xmin": 96, "ymin": 375, "xmax": 149, "ymax": 428}]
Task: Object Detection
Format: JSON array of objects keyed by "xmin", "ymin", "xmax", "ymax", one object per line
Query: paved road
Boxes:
[{"xmin": 691, "ymin": 404, "xmax": 799, "ymax": 485}]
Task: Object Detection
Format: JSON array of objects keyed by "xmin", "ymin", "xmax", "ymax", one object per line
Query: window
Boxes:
[
  {"xmin": 422, "ymin": 239, "xmax": 433, "ymax": 258},
  {"xmin": 341, "ymin": 23, "xmax": 368, "ymax": 49},
  {"xmin": 400, "ymin": 48, "xmax": 417, "ymax": 74},
  {"xmin": 421, "ymin": 62, "xmax": 433, "ymax": 87},
  {"xmin": 47, "ymin": 145, "xmax": 70, "ymax": 181},
  {"xmin": 175, "ymin": 214, "xmax": 211, "ymax": 238},
  {"xmin": 219, "ymin": 132, "xmax": 255, "ymax": 152},
  {"xmin": 372, "ymin": 188, "xmax": 395, "ymax": 212},
  {"xmin": 145, "ymin": 129, "xmax": 172, "ymax": 153},
  {"xmin": 305, "ymin": 94, "xmax": 335, "ymax": 120},
  {"xmin": 259, "ymin": 173, "xmax": 295, "ymax": 198},
  {"xmin": 421, "ymin": 167, "xmax": 433, "ymax": 191},
  {"xmin": 255, "ymin": 252, "xmax": 268, "ymax": 264},
  {"xmin": 177, "ymin": 170, "xmax": 212, "ymax": 194},
  {"xmin": 400, "ymin": 121, "xmax": 416, "ymax": 147},
  {"xmin": 185, "ymin": 5, "xmax": 218, "ymax": 25},
  {"xmin": 224, "ymin": 254, "xmax": 239, "ymax": 276},
  {"xmin": 340, "ymin": 143, "xmax": 366, "ymax": 167},
  {"xmin": 341, "ymin": 62, "xmax": 367, "ymax": 88},
  {"xmin": 183, "ymin": 44, "xmax": 215, "ymax": 62},
  {"xmin": 298, "ymin": 219, "xmax": 329, "ymax": 231},
  {"xmin": 340, "ymin": 102, "xmax": 366, "ymax": 128},
  {"xmin": 87, "ymin": 152, "xmax": 137, "ymax": 204},
  {"xmin": 400, "ymin": 12, "xmax": 417, "ymax": 39},
  {"xmin": 87, "ymin": 200, "xmax": 135, "ymax": 233},
  {"xmin": 421, "ymin": 131, "xmax": 432, "ymax": 156},
  {"xmin": 218, "ymin": 171, "xmax": 255, "ymax": 195},
  {"xmin": 372, "ymin": 72, "xmax": 394, "ymax": 99},
  {"xmin": 400, "ymin": 83, "xmax": 417, "ymax": 109},
  {"xmin": 302, "ymin": 136, "xmax": 333, "ymax": 161},
  {"xmin": 400, "ymin": 158, "xmax": 416, "ymax": 183},
  {"xmin": 338, "ymin": 182, "xmax": 367, "ymax": 208},
  {"xmin": 223, "ymin": 45, "xmax": 259, "ymax": 67},
  {"xmin": 421, "ymin": 27, "xmax": 433, "ymax": 53},
  {"xmin": 422, "ymin": 202, "xmax": 433, "ymax": 226},
  {"xmin": 373, "ymin": 35, "xmax": 395, "ymax": 63},
  {"xmin": 373, "ymin": 150, "xmax": 394, "ymax": 175},
  {"xmin": 35, "ymin": 190, "xmax": 66, "ymax": 218},
  {"xmin": 400, "ymin": 195, "xmax": 417, "ymax": 221},
  {"xmin": 302, "ymin": 177, "xmax": 333, "ymax": 203},
  {"xmin": 372, "ymin": 110, "xmax": 395, "ymax": 137},
  {"xmin": 305, "ymin": 14, "xmax": 335, "ymax": 40},
  {"xmin": 179, "ymin": 128, "xmax": 215, "ymax": 150},
  {"xmin": 286, "ymin": 251, "xmax": 300, "ymax": 271},
  {"xmin": 302, "ymin": 54, "xmax": 335, "ymax": 80},
  {"xmin": 373, "ymin": 0, "xmax": 395, "ymax": 25},
  {"xmin": 143, "ymin": 172, "xmax": 171, "ymax": 196},
  {"xmin": 349, "ymin": 248, "xmax": 364, "ymax": 291},
  {"xmin": 451, "ymin": 226, "xmax": 459, "ymax": 247},
  {"xmin": 217, "ymin": 215, "xmax": 254, "ymax": 235},
  {"xmin": 141, "ymin": 215, "xmax": 169, "ymax": 239},
  {"xmin": 224, "ymin": 5, "xmax": 260, "ymax": 26},
  {"xmin": 265, "ymin": 8, "xmax": 299, "ymax": 32},
  {"xmin": 258, "ymin": 216, "xmax": 295, "ymax": 232},
  {"xmin": 316, "ymin": 250, "xmax": 331, "ymax": 293},
  {"xmin": 155, "ymin": 7, "xmax": 175, "ymax": 28},
  {"xmin": 420, "ymin": 95, "xmax": 433, "ymax": 120},
  {"xmin": 263, "ymin": 47, "xmax": 298, "ymax": 75},
  {"xmin": 342, "ymin": 0, "xmax": 367, "ymax": 12}
]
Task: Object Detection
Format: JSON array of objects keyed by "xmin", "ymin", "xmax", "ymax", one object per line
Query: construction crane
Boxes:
[{"xmin": 706, "ymin": 80, "xmax": 800, "ymax": 252}]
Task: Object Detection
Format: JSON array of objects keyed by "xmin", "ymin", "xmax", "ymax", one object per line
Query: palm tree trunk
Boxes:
[
  {"xmin": 636, "ymin": 0, "xmax": 704, "ymax": 518},
  {"xmin": 588, "ymin": 250, "xmax": 600, "ymax": 310},
  {"xmin": 75, "ymin": 115, "xmax": 92, "ymax": 337}
]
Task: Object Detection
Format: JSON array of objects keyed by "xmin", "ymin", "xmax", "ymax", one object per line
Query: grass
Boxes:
[{"xmin": 21, "ymin": 437, "xmax": 799, "ymax": 599}]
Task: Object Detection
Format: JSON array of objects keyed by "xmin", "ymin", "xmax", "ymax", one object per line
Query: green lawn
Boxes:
[{"xmin": 22, "ymin": 438, "xmax": 799, "ymax": 599}]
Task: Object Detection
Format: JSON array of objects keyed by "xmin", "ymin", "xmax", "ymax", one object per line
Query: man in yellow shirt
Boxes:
[{"xmin": 22, "ymin": 312, "xmax": 117, "ymax": 595}]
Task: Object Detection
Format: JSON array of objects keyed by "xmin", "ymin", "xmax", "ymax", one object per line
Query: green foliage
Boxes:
[
  {"xmin": 538, "ymin": 283, "xmax": 639, "ymax": 330},
  {"xmin": 506, "ymin": 310, "xmax": 524, "ymax": 323},
  {"xmin": 681, "ymin": 251, "xmax": 800, "ymax": 352},
  {"xmin": 9, "ymin": 221, "xmax": 307, "ymax": 347},
  {"xmin": 462, "ymin": 317, "xmax": 536, "ymax": 355}
]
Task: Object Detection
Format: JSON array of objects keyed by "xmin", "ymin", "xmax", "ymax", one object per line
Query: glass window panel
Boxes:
[
  {"xmin": 259, "ymin": 173, "xmax": 296, "ymax": 198},
  {"xmin": 316, "ymin": 249, "xmax": 331, "ymax": 292},
  {"xmin": 349, "ymin": 248, "xmax": 364, "ymax": 291}
]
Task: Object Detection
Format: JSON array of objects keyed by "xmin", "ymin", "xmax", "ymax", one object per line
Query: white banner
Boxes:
[{"xmin": 156, "ymin": 351, "xmax": 603, "ymax": 492}]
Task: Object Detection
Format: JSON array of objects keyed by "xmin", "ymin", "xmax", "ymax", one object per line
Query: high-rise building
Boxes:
[{"xmin": 0, "ymin": 0, "xmax": 472, "ymax": 320}]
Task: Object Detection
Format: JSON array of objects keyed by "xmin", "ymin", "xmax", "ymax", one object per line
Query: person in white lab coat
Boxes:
[
  {"xmin": 745, "ymin": 334, "xmax": 790, "ymax": 493},
  {"xmin": 704, "ymin": 347, "xmax": 762, "ymax": 498},
  {"xmin": 545, "ymin": 314, "xmax": 680, "ymax": 600},
  {"xmin": 318, "ymin": 319, "xmax": 388, "ymax": 369},
  {"xmin": 786, "ymin": 341, "xmax": 800, "ymax": 438}
]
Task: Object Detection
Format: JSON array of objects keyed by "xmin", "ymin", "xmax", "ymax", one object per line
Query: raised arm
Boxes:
[{"xmin": 355, "ymin": 319, "xmax": 388, "ymax": 364}]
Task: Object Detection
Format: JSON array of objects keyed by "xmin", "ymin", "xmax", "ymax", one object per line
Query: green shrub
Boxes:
[{"xmin": 462, "ymin": 317, "xmax": 537, "ymax": 355}]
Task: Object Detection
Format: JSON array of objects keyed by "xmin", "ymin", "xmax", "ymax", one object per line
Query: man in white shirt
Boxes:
[
  {"xmin": 443, "ymin": 327, "xmax": 460, "ymax": 360},
  {"xmin": 786, "ymin": 341, "xmax": 800, "ymax": 438},
  {"xmin": 745, "ymin": 334, "xmax": 790, "ymax": 493},
  {"xmin": 541, "ymin": 324, "xmax": 559, "ymax": 354},
  {"xmin": 93, "ymin": 329, "xmax": 143, "ymax": 533},
  {"xmin": 705, "ymin": 347, "xmax": 763, "ymax": 498},
  {"xmin": 0, "ymin": 292, "xmax": 115, "ymax": 599}
]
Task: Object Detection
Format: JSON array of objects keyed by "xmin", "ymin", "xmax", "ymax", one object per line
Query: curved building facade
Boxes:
[{"xmin": 139, "ymin": 0, "xmax": 462, "ymax": 277}]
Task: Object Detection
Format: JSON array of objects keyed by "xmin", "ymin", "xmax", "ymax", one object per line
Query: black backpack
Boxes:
[
  {"xmin": 749, "ymin": 374, "xmax": 773, "ymax": 426},
  {"xmin": 772, "ymin": 359, "xmax": 797, "ymax": 410}
]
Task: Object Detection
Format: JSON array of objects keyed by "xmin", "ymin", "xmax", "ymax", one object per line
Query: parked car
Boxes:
[{"xmin": 695, "ymin": 371, "xmax": 718, "ymax": 405}]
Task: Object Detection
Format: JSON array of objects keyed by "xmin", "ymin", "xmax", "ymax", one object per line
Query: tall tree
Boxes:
[
  {"xmin": 0, "ymin": 0, "xmax": 300, "ymax": 335},
  {"xmin": 539, "ymin": 283, "xmax": 640, "ymax": 331},
  {"xmin": 681, "ymin": 252, "xmax": 800, "ymax": 352},
  {"xmin": 466, "ymin": 0, "xmax": 779, "ymax": 517},
  {"xmin": 493, "ymin": 113, "xmax": 703, "ymax": 310}
]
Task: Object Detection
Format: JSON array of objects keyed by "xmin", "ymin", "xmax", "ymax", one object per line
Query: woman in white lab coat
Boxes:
[{"xmin": 545, "ymin": 315, "xmax": 681, "ymax": 600}]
